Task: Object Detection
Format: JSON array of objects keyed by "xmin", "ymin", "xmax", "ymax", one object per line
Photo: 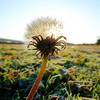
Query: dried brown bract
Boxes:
[{"xmin": 28, "ymin": 35, "xmax": 67, "ymax": 58}]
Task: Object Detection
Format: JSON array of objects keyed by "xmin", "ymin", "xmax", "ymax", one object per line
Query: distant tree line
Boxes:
[
  {"xmin": 96, "ymin": 38, "xmax": 100, "ymax": 45},
  {"xmin": 0, "ymin": 38, "xmax": 24, "ymax": 44}
]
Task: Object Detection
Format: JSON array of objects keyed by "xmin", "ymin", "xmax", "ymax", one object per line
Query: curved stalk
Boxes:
[{"xmin": 26, "ymin": 57, "xmax": 48, "ymax": 100}]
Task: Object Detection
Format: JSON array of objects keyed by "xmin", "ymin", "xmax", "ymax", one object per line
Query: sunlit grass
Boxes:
[{"xmin": 0, "ymin": 44, "xmax": 100, "ymax": 99}]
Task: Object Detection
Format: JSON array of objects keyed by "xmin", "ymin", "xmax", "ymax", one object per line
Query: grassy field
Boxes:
[{"xmin": 0, "ymin": 44, "xmax": 100, "ymax": 100}]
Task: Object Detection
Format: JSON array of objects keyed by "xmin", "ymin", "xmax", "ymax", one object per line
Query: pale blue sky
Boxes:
[{"xmin": 0, "ymin": 0, "xmax": 100, "ymax": 43}]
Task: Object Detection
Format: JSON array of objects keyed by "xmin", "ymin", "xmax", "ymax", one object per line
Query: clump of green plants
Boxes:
[{"xmin": 0, "ymin": 43, "xmax": 100, "ymax": 99}]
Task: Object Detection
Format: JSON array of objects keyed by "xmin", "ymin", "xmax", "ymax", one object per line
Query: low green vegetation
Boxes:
[{"xmin": 0, "ymin": 44, "xmax": 100, "ymax": 100}]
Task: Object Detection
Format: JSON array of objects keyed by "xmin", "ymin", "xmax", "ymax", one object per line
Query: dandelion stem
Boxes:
[{"xmin": 26, "ymin": 57, "xmax": 48, "ymax": 100}]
